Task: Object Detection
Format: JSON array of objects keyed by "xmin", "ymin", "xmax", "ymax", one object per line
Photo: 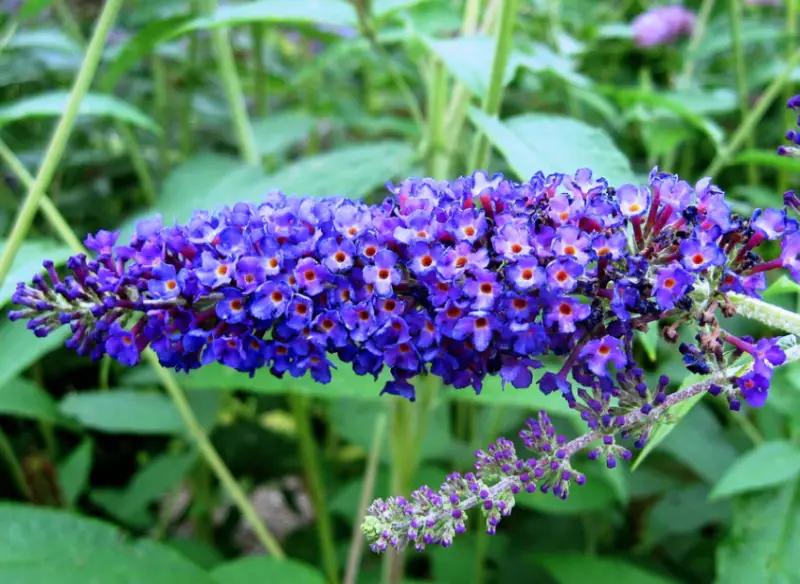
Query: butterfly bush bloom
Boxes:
[
  {"xmin": 10, "ymin": 167, "xmax": 799, "ymax": 413},
  {"xmin": 632, "ymin": 4, "xmax": 695, "ymax": 48}
]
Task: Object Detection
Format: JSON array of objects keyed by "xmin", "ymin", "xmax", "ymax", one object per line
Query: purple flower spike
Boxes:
[
  {"xmin": 737, "ymin": 372, "xmax": 770, "ymax": 408},
  {"xmin": 653, "ymin": 265, "xmax": 692, "ymax": 310},
  {"xmin": 680, "ymin": 239, "xmax": 726, "ymax": 272},
  {"xmin": 363, "ymin": 250, "xmax": 402, "ymax": 297}
]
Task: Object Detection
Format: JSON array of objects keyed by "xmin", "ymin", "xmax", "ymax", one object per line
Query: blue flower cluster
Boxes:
[{"xmin": 10, "ymin": 167, "xmax": 799, "ymax": 409}]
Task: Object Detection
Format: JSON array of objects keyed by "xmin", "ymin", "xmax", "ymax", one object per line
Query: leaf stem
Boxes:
[
  {"xmin": 197, "ymin": 0, "xmax": 259, "ymax": 165},
  {"xmin": 251, "ymin": 23, "xmax": 268, "ymax": 118},
  {"xmin": 344, "ymin": 412, "xmax": 387, "ymax": 584},
  {"xmin": 467, "ymin": 0, "xmax": 519, "ymax": 171},
  {"xmin": 289, "ymin": 394, "xmax": 339, "ymax": 583},
  {"xmin": 0, "ymin": 0, "xmax": 124, "ymax": 288}
]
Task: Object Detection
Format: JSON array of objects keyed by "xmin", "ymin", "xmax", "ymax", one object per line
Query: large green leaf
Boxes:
[
  {"xmin": 58, "ymin": 439, "xmax": 94, "ymax": 507},
  {"xmin": 468, "ymin": 108, "xmax": 635, "ymax": 186},
  {"xmin": 251, "ymin": 112, "xmax": 317, "ymax": 157},
  {"xmin": 0, "ymin": 92, "xmax": 160, "ymax": 133},
  {"xmin": 120, "ymin": 142, "xmax": 415, "ymax": 236},
  {"xmin": 0, "ymin": 504, "xmax": 217, "ymax": 584},
  {"xmin": 716, "ymin": 479, "xmax": 800, "ymax": 583},
  {"xmin": 711, "ymin": 441, "xmax": 800, "ymax": 500},
  {"xmin": 0, "ymin": 321, "xmax": 70, "ymax": 387},
  {"xmin": 515, "ymin": 469, "xmax": 617, "ymax": 515},
  {"xmin": 175, "ymin": 0, "xmax": 357, "ymax": 36},
  {"xmin": 211, "ymin": 556, "xmax": 327, "ymax": 584},
  {"xmin": 59, "ymin": 390, "xmax": 184, "ymax": 435},
  {"xmin": 0, "ymin": 239, "xmax": 74, "ymax": 307},
  {"xmin": 733, "ymin": 149, "xmax": 800, "ymax": 174},
  {"xmin": 0, "ymin": 377, "xmax": 60, "ymax": 424},
  {"xmin": 420, "ymin": 35, "xmax": 520, "ymax": 98},
  {"xmin": 643, "ymin": 483, "xmax": 731, "ymax": 548},
  {"xmin": 534, "ymin": 554, "xmax": 679, "ymax": 584}
]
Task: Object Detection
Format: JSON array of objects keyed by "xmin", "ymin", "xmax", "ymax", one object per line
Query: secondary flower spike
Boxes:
[{"xmin": 9, "ymin": 168, "xmax": 798, "ymax": 411}]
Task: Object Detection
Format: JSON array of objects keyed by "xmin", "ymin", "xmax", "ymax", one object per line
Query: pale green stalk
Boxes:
[
  {"xmin": 197, "ymin": 0, "xmax": 259, "ymax": 165},
  {"xmin": 290, "ymin": 395, "xmax": 339, "ymax": 583},
  {"xmin": 728, "ymin": 0, "xmax": 758, "ymax": 185},
  {"xmin": 467, "ymin": 0, "xmax": 520, "ymax": 171},
  {"xmin": 0, "ymin": 0, "xmax": 125, "ymax": 287},
  {"xmin": 344, "ymin": 413, "xmax": 387, "ymax": 584},
  {"xmin": 152, "ymin": 54, "xmax": 170, "ymax": 177},
  {"xmin": 703, "ymin": 47, "xmax": 800, "ymax": 178},
  {"xmin": 728, "ymin": 294, "xmax": 800, "ymax": 337},
  {"xmin": 426, "ymin": 60, "xmax": 449, "ymax": 178},
  {"xmin": 251, "ymin": 23, "xmax": 268, "ymax": 118}
]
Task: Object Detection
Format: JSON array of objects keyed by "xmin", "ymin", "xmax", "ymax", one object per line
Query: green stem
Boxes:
[
  {"xmin": 779, "ymin": 0, "xmax": 798, "ymax": 195},
  {"xmin": 426, "ymin": 60, "xmax": 449, "ymax": 179},
  {"xmin": 467, "ymin": 0, "xmax": 519, "ymax": 171},
  {"xmin": 703, "ymin": 47, "xmax": 800, "ymax": 178},
  {"xmin": 148, "ymin": 351, "xmax": 286, "ymax": 557},
  {"xmin": 180, "ymin": 17, "xmax": 200, "ymax": 157},
  {"xmin": 290, "ymin": 394, "xmax": 339, "ymax": 584},
  {"xmin": 0, "ymin": 0, "xmax": 124, "ymax": 288},
  {"xmin": 728, "ymin": 293, "xmax": 800, "ymax": 336},
  {"xmin": 197, "ymin": 0, "xmax": 259, "ymax": 165},
  {"xmin": 251, "ymin": 23, "xmax": 267, "ymax": 118},
  {"xmin": 0, "ymin": 139, "xmax": 85, "ymax": 252},
  {"xmin": 99, "ymin": 355, "xmax": 112, "ymax": 389},
  {"xmin": 0, "ymin": 426, "xmax": 31, "ymax": 500},
  {"xmin": 729, "ymin": 0, "xmax": 758, "ymax": 186},
  {"xmin": 152, "ymin": 55, "xmax": 170, "ymax": 178},
  {"xmin": 344, "ymin": 412, "xmax": 387, "ymax": 584},
  {"xmin": 383, "ymin": 399, "xmax": 410, "ymax": 584}
]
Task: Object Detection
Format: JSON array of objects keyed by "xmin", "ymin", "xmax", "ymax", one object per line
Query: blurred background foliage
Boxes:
[{"xmin": 0, "ymin": 0, "xmax": 799, "ymax": 583}]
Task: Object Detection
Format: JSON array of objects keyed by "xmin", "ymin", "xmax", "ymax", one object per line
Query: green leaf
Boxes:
[
  {"xmin": 18, "ymin": 0, "xmax": 56, "ymax": 21},
  {"xmin": 515, "ymin": 469, "xmax": 617, "ymax": 515},
  {"xmin": 693, "ymin": 18, "xmax": 783, "ymax": 61},
  {"xmin": 58, "ymin": 439, "xmax": 94, "ymax": 507},
  {"xmin": 0, "ymin": 92, "xmax": 160, "ymax": 133},
  {"xmin": 0, "ymin": 377, "xmax": 60, "ymax": 424},
  {"xmin": 710, "ymin": 441, "xmax": 800, "ymax": 500},
  {"xmin": 175, "ymin": 0, "xmax": 357, "ymax": 37},
  {"xmin": 6, "ymin": 28, "xmax": 82, "ymax": 55},
  {"xmin": 0, "ymin": 503, "xmax": 217, "ymax": 583},
  {"xmin": 636, "ymin": 326, "xmax": 659, "ymax": 362},
  {"xmin": 642, "ymin": 483, "xmax": 731, "ymax": 548},
  {"xmin": 732, "ymin": 149, "xmax": 800, "ymax": 174},
  {"xmin": 0, "ymin": 239, "xmax": 73, "ymax": 307},
  {"xmin": 468, "ymin": 108, "xmax": 635, "ymax": 186},
  {"xmin": 211, "ymin": 556, "xmax": 327, "ymax": 584},
  {"xmin": 99, "ymin": 15, "xmax": 195, "ymax": 91},
  {"xmin": 251, "ymin": 112, "xmax": 317, "ymax": 157},
  {"xmin": 121, "ymin": 142, "xmax": 415, "ymax": 235},
  {"xmin": 0, "ymin": 321, "xmax": 70, "ymax": 388},
  {"xmin": 765, "ymin": 275, "xmax": 800, "ymax": 298},
  {"xmin": 534, "ymin": 553, "xmax": 679, "ymax": 584},
  {"xmin": 716, "ymin": 479, "xmax": 800, "ymax": 583},
  {"xmin": 420, "ymin": 35, "xmax": 520, "ymax": 98},
  {"xmin": 631, "ymin": 378, "xmax": 706, "ymax": 471},
  {"xmin": 59, "ymin": 390, "xmax": 184, "ymax": 435},
  {"xmin": 90, "ymin": 451, "xmax": 197, "ymax": 527},
  {"xmin": 613, "ymin": 88, "xmax": 727, "ymax": 148}
]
